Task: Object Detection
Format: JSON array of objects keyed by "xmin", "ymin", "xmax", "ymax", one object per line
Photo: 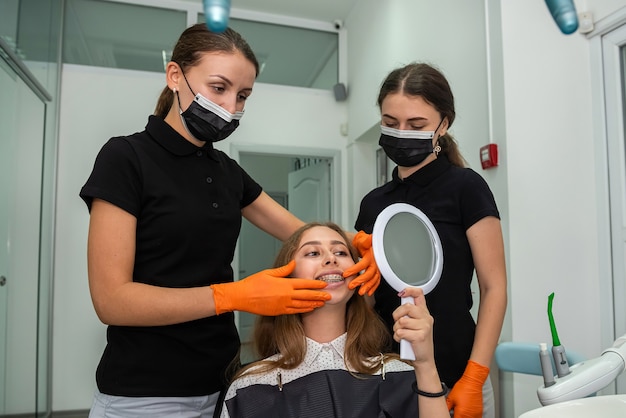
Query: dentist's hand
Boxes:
[
  {"xmin": 344, "ymin": 231, "xmax": 381, "ymax": 296},
  {"xmin": 445, "ymin": 360, "xmax": 490, "ymax": 418},
  {"xmin": 211, "ymin": 260, "xmax": 330, "ymax": 316}
]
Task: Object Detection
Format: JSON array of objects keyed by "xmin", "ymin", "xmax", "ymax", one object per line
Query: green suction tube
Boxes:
[
  {"xmin": 547, "ymin": 292, "xmax": 570, "ymax": 377},
  {"xmin": 547, "ymin": 292, "xmax": 561, "ymax": 346}
]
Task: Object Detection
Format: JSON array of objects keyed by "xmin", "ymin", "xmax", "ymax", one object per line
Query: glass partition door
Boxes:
[
  {"xmin": 0, "ymin": 59, "xmax": 14, "ymax": 415},
  {"xmin": 0, "ymin": 51, "xmax": 46, "ymax": 417},
  {"xmin": 1, "ymin": 0, "xmax": 60, "ymax": 414}
]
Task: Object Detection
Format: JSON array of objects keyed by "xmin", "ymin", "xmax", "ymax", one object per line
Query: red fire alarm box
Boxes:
[{"xmin": 480, "ymin": 143, "xmax": 498, "ymax": 169}]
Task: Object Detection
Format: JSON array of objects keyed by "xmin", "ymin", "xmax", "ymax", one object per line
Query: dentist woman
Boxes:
[{"xmin": 80, "ymin": 23, "xmax": 376, "ymax": 417}]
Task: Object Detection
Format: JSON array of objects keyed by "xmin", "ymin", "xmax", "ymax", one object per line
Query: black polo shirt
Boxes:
[
  {"xmin": 355, "ymin": 155, "xmax": 499, "ymax": 387},
  {"xmin": 80, "ymin": 115, "xmax": 262, "ymax": 397}
]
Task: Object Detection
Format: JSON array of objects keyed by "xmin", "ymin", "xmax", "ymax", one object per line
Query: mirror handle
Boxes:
[{"xmin": 399, "ymin": 295, "xmax": 416, "ymax": 361}]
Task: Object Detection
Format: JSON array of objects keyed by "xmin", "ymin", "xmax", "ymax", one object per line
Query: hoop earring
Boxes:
[{"xmin": 434, "ymin": 140, "xmax": 442, "ymax": 156}]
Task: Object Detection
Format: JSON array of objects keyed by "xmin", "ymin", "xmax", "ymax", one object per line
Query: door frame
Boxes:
[
  {"xmin": 230, "ymin": 143, "xmax": 342, "ymax": 225},
  {"xmin": 589, "ymin": 8, "xmax": 626, "ymax": 395}
]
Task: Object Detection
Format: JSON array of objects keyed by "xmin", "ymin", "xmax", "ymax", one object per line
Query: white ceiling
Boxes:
[
  {"xmin": 234, "ymin": 0, "xmax": 358, "ymax": 21},
  {"xmin": 181, "ymin": 0, "xmax": 360, "ymax": 22}
]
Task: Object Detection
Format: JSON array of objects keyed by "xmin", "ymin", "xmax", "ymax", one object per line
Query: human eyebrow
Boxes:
[
  {"xmin": 209, "ymin": 75, "xmax": 253, "ymax": 99},
  {"xmin": 406, "ymin": 116, "xmax": 428, "ymax": 122},
  {"xmin": 209, "ymin": 74, "xmax": 233, "ymax": 85},
  {"xmin": 298, "ymin": 240, "xmax": 322, "ymax": 251},
  {"xmin": 298, "ymin": 240, "xmax": 348, "ymax": 251}
]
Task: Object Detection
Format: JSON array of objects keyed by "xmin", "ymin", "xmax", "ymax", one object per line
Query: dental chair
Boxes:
[{"xmin": 495, "ymin": 341, "xmax": 586, "ymax": 377}]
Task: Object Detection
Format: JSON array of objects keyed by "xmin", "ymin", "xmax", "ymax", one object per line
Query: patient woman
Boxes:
[{"xmin": 220, "ymin": 222, "xmax": 449, "ymax": 418}]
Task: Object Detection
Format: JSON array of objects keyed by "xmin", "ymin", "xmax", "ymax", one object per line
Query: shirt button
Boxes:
[
  {"xmin": 212, "ymin": 202, "xmax": 219, "ymax": 208},
  {"xmin": 206, "ymin": 177, "xmax": 213, "ymax": 183},
  {"xmin": 196, "ymin": 150, "xmax": 203, "ymax": 157}
]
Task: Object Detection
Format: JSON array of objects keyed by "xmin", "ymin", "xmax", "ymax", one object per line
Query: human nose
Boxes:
[
  {"xmin": 219, "ymin": 94, "xmax": 238, "ymax": 114},
  {"xmin": 323, "ymin": 252, "xmax": 338, "ymax": 265}
]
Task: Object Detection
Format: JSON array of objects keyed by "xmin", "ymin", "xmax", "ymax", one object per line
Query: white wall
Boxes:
[
  {"xmin": 592, "ymin": 0, "xmax": 626, "ymax": 18},
  {"xmin": 53, "ymin": 64, "xmax": 346, "ymax": 411}
]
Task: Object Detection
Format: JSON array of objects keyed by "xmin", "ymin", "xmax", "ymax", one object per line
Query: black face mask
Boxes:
[
  {"xmin": 177, "ymin": 73, "xmax": 243, "ymax": 142},
  {"xmin": 378, "ymin": 120, "xmax": 444, "ymax": 167}
]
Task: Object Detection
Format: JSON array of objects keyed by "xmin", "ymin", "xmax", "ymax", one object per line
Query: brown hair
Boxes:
[
  {"xmin": 154, "ymin": 24, "xmax": 259, "ymax": 118},
  {"xmin": 234, "ymin": 222, "xmax": 395, "ymax": 379},
  {"xmin": 377, "ymin": 63, "xmax": 467, "ymax": 167}
]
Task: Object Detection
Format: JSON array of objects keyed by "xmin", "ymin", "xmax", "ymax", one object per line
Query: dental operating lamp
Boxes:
[
  {"xmin": 544, "ymin": 0, "xmax": 579, "ymax": 34},
  {"xmin": 202, "ymin": 0, "xmax": 230, "ymax": 33}
]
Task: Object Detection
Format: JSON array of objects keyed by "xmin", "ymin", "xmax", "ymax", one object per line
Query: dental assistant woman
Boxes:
[
  {"xmin": 354, "ymin": 63, "xmax": 507, "ymax": 418},
  {"xmin": 80, "ymin": 24, "xmax": 375, "ymax": 418}
]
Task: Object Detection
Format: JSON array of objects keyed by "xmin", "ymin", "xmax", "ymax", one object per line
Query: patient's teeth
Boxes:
[{"xmin": 317, "ymin": 274, "xmax": 344, "ymax": 283}]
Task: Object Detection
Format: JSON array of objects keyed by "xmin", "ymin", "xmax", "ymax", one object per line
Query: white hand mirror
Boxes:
[{"xmin": 372, "ymin": 203, "xmax": 443, "ymax": 360}]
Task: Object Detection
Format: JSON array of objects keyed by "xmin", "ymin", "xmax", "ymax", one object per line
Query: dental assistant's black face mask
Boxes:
[
  {"xmin": 176, "ymin": 71, "xmax": 244, "ymax": 142},
  {"xmin": 378, "ymin": 119, "xmax": 444, "ymax": 167}
]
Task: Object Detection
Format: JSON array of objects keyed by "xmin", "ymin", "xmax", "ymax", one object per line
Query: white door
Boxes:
[
  {"xmin": 287, "ymin": 160, "xmax": 331, "ymax": 222},
  {"xmin": 603, "ymin": 22, "xmax": 626, "ymax": 394}
]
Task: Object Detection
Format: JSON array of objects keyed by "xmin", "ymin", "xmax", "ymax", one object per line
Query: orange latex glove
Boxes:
[
  {"xmin": 344, "ymin": 231, "xmax": 381, "ymax": 296},
  {"xmin": 446, "ymin": 360, "xmax": 490, "ymax": 418},
  {"xmin": 211, "ymin": 260, "xmax": 330, "ymax": 316}
]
